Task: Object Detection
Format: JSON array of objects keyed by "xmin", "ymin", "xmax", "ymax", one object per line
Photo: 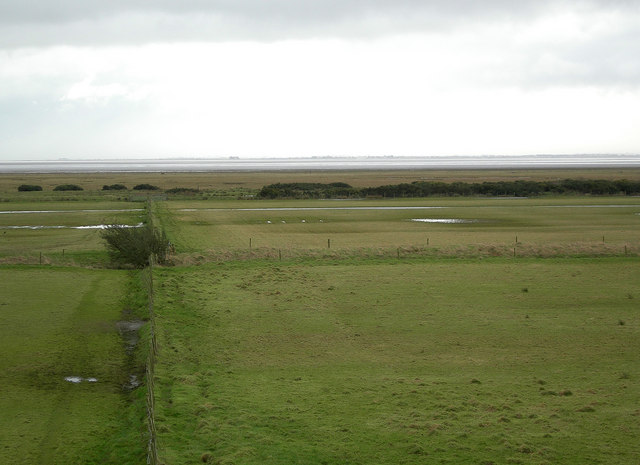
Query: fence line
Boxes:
[{"xmin": 144, "ymin": 255, "xmax": 159, "ymax": 465}]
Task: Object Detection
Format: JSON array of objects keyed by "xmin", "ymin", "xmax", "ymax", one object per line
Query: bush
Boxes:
[
  {"xmin": 101, "ymin": 224, "xmax": 169, "ymax": 268},
  {"xmin": 166, "ymin": 187, "xmax": 199, "ymax": 194},
  {"xmin": 257, "ymin": 182, "xmax": 356, "ymax": 199},
  {"xmin": 53, "ymin": 184, "xmax": 83, "ymax": 191},
  {"xmin": 17, "ymin": 184, "xmax": 43, "ymax": 191},
  {"xmin": 102, "ymin": 184, "xmax": 127, "ymax": 190},
  {"xmin": 133, "ymin": 184, "xmax": 160, "ymax": 191}
]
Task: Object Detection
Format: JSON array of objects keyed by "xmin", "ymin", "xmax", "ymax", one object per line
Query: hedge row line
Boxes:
[{"xmin": 257, "ymin": 179, "xmax": 640, "ymax": 199}]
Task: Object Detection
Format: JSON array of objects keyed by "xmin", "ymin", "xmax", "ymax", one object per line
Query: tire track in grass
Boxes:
[{"xmin": 34, "ymin": 273, "xmax": 125, "ymax": 464}]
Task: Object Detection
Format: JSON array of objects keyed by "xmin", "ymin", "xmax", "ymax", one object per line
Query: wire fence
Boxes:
[{"xmin": 144, "ymin": 255, "xmax": 159, "ymax": 465}]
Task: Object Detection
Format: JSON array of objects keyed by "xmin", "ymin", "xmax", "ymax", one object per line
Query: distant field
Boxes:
[
  {"xmin": 2, "ymin": 167, "xmax": 640, "ymax": 194},
  {"xmin": 157, "ymin": 197, "xmax": 640, "ymax": 258},
  {"xmin": 0, "ymin": 201, "xmax": 145, "ymax": 263},
  {"xmin": 0, "ymin": 267, "xmax": 146, "ymax": 465},
  {"xmin": 152, "ymin": 258, "xmax": 640, "ymax": 464}
]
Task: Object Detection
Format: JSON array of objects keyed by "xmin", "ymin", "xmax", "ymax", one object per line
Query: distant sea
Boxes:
[{"xmin": 1, "ymin": 154, "xmax": 639, "ymax": 173}]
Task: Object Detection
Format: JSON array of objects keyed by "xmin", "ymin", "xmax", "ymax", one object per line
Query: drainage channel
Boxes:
[{"xmin": 116, "ymin": 319, "xmax": 146, "ymax": 390}]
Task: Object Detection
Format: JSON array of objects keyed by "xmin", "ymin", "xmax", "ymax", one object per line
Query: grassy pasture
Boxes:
[
  {"xmin": 0, "ymin": 201, "xmax": 145, "ymax": 262},
  {"xmin": 152, "ymin": 258, "xmax": 640, "ymax": 464},
  {"xmin": 1, "ymin": 167, "xmax": 639, "ymax": 464},
  {"xmin": 2, "ymin": 167, "xmax": 640, "ymax": 196},
  {"xmin": 0, "ymin": 267, "xmax": 147, "ymax": 464},
  {"xmin": 157, "ymin": 197, "xmax": 640, "ymax": 257}
]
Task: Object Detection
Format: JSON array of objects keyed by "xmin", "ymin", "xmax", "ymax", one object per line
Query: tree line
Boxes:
[{"xmin": 257, "ymin": 179, "xmax": 640, "ymax": 199}]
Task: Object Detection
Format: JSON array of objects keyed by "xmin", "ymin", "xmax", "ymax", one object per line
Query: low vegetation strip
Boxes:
[
  {"xmin": 167, "ymin": 243, "xmax": 640, "ymax": 266},
  {"xmin": 152, "ymin": 258, "xmax": 640, "ymax": 464},
  {"xmin": 257, "ymin": 179, "xmax": 640, "ymax": 198}
]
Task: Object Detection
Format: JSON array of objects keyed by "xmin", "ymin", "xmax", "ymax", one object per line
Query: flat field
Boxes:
[
  {"xmin": 157, "ymin": 197, "xmax": 640, "ymax": 257},
  {"xmin": 152, "ymin": 258, "xmax": 640, "ymax": 464},
  {"xmin": 1, "ymin": 168, "xmax": 640, "ymax": 464},
  {"xmin": 0, "ymin": 267, "xmax": 146, "ymax": 464},
  {"xmin": 0, "ymin": 201, "xmax": 145, "ymax": 262},
  {"xmin": 2, "ymin": 167, "xmax": 640, "ymax": 195}
]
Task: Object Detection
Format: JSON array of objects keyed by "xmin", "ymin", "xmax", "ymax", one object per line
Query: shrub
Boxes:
[
  {"xmin": 53, "ymin": 184, "xmax": 83, "ymax": 191},
  {"xmin": 133, "ymin": 184, "xmax": 160, "ymax": 191},
  {"xmin": 101, "ymin": 224, "xmax": 169, "ymax": 268},
  {"xmin": 166, "ymin": 187, "xmax": 199, "ymax": 194},
  {"xmin": 17, "ymin": 184, "xmax": 43, "ymax": 191},
  {"xmin": 102, "ymin": 184, "xmax": 127, "ymax": 190}
]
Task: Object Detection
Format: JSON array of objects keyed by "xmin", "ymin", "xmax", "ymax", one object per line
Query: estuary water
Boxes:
[{"xmin": 1, "ymin": 154, "xmax": 639, "ymax": 173}]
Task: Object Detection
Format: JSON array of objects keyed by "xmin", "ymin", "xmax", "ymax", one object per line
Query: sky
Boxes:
[{"xmin": 1, "ymin": 0, "xmax": 639, "ymax": 161}]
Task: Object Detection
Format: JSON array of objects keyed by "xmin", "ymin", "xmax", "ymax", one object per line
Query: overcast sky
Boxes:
[{"xmin": 1, "ymin": 0, "xmax": 639, "ymax": 160}]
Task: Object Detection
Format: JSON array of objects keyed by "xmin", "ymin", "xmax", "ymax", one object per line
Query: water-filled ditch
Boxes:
[
  {"xmin": 0, "ymin": 209, "xmax": 144, "ymax": 214},
  {"xmin": 116, "ymin": 320, "xmax": 145, "ymax": 391},
  {"xmin": 410, "ymin": 218, "xmax": 478, "ymax": 223},
  {"xmin": 1, "ymin": 223, "xmax": 144, "ymax": 230},
  {"xmin": 180, "ymin": 206, "xmax": 446, "ymax": 211}
]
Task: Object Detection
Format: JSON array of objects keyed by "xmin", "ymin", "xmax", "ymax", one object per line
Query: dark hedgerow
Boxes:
[
  {"xmin": 53, "ymin": 184, "xmax": 83, "ymax": 191},
  {"xmin": 258, "ymin": 179, "xmax": 640, "ymax": 199},
  {"xmin": 17, "ymin": 184, "xmax": 43, "ymax": 191},
  {"xmin": 257, "ymin": 182, "xmax": 357, "ymax": 199},
  {"xmin": 101, "ymin": 224, "xmax": 169, "ymax": 268},
  {"xmin": 166, "ymin": 187, "xmax": 199, "ymax": 194},
  {"xmin": 102, "ymin": 184, "xmax": 128, "ymax": 190},
  {"xmin": 133, "ymin": 184, "xmax": 160, "ymax": 191}
]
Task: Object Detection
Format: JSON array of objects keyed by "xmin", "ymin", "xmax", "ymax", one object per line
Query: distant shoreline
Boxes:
[{"xmin": 1, "ymin": 155, "xmax": 639, "ymax": 173}]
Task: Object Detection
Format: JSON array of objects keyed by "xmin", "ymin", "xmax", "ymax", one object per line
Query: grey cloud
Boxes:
[
  {"xmin": 488, "ymin": 25, "xmax": 640, "ymax": 89},
  {"xmin": 2, "ymin": 0, "xmax": 637, "ymax": 47},
  {"xmin": 1, "ymin": 0, "xmax": 639, "ymax": 91}
]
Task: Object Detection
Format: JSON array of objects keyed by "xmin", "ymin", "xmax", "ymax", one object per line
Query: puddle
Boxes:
[
  {"xmin": 411, "ymin": 218, "xmax": 478, "ymax": 224},
  {"xmin": 0, "ymin": 209, "xmax": 143, "ymax": 214},
  {"xmin": 124, "ymin": 374, "xmax": 141, "ymax": 390},
  {"xmin": 64, "ymin": 376, "xmax": 98, "ymax": 383},
  {"xmin": 0, "ymin": 222, "xmax": 144, "ymax": 230},
  {"xmin": 116, "ymin": 320, "xmax": 145, "ymax": 355}
]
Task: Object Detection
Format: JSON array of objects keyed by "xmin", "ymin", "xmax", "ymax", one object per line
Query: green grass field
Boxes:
[
  {"xmin": 157, "ymin": 197, "xmax": 640, "ymax": 258},
  {"xmin": 1, "ymin": 170, "xmax": 639, "ymax": 464},
  {"xmin": 152, "ymin": 258, "xmax": 640, "ymax": 464},
  {"xmin": 0, "ymin": 267, "xmax": 147, "ymax": 464},
  {"xmin": 0, "ymin": 201, "xmax": 145, "ymax": 263}
]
